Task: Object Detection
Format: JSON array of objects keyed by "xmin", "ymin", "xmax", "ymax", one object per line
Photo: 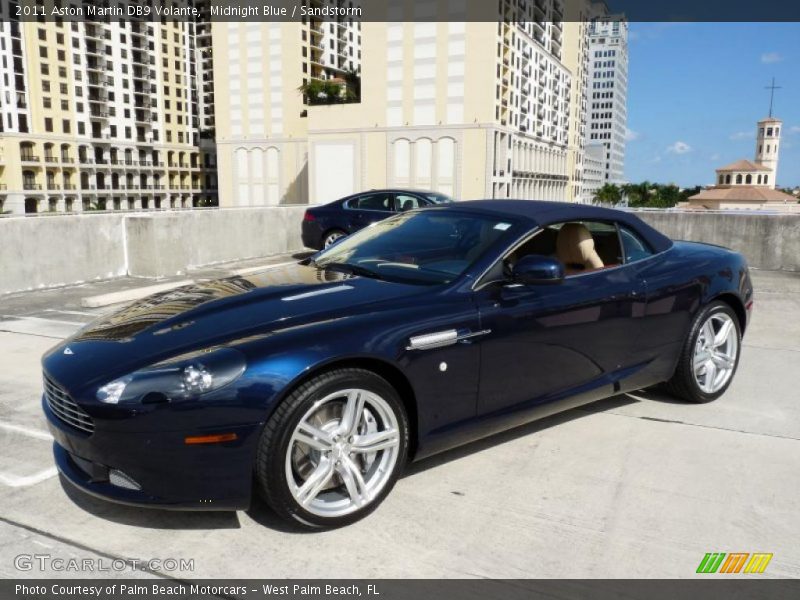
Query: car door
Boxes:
[
  {"xmin": 345, "ymin": 191, "xmax": 395, "ymax": 233},
  {"xmin": 473, "ymin": 222, "xmax": 646, "ymax": 418}
]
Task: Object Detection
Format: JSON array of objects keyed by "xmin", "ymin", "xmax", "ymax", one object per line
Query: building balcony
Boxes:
[
  {"xmin": 21, "ymin": 155, "xmax": 40, "ymax": 163},
  {"xmin": 44, "ymin": 156, "xmax": 59, "ymax": 163},
  {"xmin": 23, "ymin": 183, "xmax": 42, "ymax": 190}
]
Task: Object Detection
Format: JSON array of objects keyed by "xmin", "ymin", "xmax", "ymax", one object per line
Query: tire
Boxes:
[
  {"xmin": 322, "ymin": 230, "xmax": 346, "ymax": 248},
  {"xmin": 664, "ymin": 300, "xmax": 742, "ymax": 403},
  {"xmin": 256, "ymin": 368, "xmax": 409, "ymax": 529}
]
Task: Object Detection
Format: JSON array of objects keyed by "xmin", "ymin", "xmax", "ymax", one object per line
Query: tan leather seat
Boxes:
[{"xmin": 556, "ymin": 223, "xmax": 604, "ymax": 275}]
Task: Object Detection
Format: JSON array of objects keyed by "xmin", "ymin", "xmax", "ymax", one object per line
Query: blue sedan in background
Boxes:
[
  {"xmin": 42, "ymin": 200, "xmax": 752, "ymax": 529},
  {"xmin": 301, "ymin": 188, "xmax": 452, "ymax": 249}
]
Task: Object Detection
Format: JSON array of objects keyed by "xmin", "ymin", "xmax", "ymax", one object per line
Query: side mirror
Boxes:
[{"xmin": 511, "ymin": 255, "xmax": 564, "ymax": 285}]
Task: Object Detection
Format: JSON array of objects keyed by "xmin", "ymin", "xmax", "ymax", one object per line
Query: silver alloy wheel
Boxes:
[
  {"xmin": 285, "ymin": 388, "xmax": 400, "ymax": 518},
  {"xmin": 693, "ymin": 312, "xmax": 738, "ymax": 394},
  {"xmin": 324, "ymin": 232, "xmax": 344, "ymax": 248}
]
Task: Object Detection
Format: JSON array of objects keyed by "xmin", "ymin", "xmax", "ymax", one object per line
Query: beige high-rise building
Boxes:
[
  {"xmin": 0, "ymin": 6, "xmax": 217, "ymax": 215},
  {"xmin": 215, "ymin": 0, "xmax": 586, "ymax": 207}
]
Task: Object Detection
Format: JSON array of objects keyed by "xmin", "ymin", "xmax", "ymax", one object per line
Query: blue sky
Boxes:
[{"xmin": 625, "ymin": 22, "xmax": 800, "ymax": 188}]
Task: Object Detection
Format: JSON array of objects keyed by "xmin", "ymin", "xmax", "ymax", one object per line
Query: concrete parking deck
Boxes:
[{"xmin": 1, "ymin": 263, "xmax": 799, "ymax": 579}]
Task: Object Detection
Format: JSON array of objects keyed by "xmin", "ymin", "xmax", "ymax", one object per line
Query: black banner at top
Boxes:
[{"xmin": 6, "ymin": 0, "xmax": 800, "ymax": 23}]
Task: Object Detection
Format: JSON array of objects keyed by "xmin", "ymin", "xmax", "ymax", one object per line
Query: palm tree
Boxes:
[{"xmin": 594, "ymin": 183, "xmax": 622, "ymax": 205}]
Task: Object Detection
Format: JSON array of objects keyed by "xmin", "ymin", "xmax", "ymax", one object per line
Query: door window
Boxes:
[
  {"xmin": 394, "ymin": 194, "xmax": 423, "ymax": 212},
  {"xmin": 349, "ymin": 192, "xmax": 394, "ymax": 212},
  {"xmin": 619, "ymin": 226, "xmax": 654, "ymax": 263}
]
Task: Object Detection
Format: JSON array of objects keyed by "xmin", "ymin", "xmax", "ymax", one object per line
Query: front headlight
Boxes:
[{"xmin": 96, "ymin": 347, "xmax": 246, "ymax": 404}]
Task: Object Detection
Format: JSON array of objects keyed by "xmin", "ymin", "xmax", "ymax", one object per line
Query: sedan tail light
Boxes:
[{"xmin": 303, "ymin": 211, "xmax": 316, "ymax": 222}]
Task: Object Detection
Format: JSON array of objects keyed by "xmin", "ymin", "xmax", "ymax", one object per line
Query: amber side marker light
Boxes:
[{"xmin": 184, "ymin": 433, "xmax": 238, "ymax": 445}]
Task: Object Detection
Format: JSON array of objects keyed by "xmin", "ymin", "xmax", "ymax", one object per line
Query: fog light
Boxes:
[
  {"xmin": 182, "ymin": 364, "xmax": 213, "ymax": 393},
  {"xmin": 109, "ymin": 469, "xmax": 141, "ymax": 490}
]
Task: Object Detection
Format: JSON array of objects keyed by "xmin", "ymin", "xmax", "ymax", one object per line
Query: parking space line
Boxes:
[
  {"xmin": 0, "ymin": 314, "xmax": 85, "ymax": 326},
  {"xmin": 0, "ymin": 421, "xmax": 53, "ymax": 442},
  {"xmin": 232, "ymin": 261, "xmax": 297, "ymax": 275},
  {"xmin": 43, "ymin": 309, "xmax": 97, "ymax": 317},
  {"xmin": 0, "ymin": 467, "xmax": 57, "ymax": 488}
]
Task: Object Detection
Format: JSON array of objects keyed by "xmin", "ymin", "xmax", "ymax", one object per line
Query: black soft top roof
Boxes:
[{"xmin": 443, "ymin": 199, "xmax": 673, "ymax": 253}]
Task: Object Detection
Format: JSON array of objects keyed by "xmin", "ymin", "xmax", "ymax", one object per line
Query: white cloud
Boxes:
[
  {"xmin": 729, "ymin": 131, "xmax": 752, "ymax": 140},
  {"xmin": 761, "ymin": 52, "xmax": 783, "ymax": 64},
  {"xmin": 790, "ymin": 126, "xmax": 800, "ymax": 135},
  {"xmin": 625, "ymin": 128, "xmax": 640, "ymax": 142},
  {"xmin": 710, "ymin": 153, "xmax": 721, "ymax": 161},
  {"xmin": 666, "ymin": 141, "xmax": 692, "ymax": 154}
]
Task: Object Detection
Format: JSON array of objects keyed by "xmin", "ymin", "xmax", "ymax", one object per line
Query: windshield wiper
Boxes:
[{"xmin": 316, "ymin": 262, "xmax": 385, "ymax": 281}]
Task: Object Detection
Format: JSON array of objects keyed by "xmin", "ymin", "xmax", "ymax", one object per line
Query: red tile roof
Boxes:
[
  {"xmin": 716, "ymin": 159, "xmax": 772, "ymax": 172},
  {"xmin": 689, "ymin": 186, "xmax": 796, "ymax": 202}
]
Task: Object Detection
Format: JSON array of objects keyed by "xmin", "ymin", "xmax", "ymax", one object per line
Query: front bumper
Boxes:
[{"xmin": 44, "ymin": 396, "xmax": 262, "ymax": 511}]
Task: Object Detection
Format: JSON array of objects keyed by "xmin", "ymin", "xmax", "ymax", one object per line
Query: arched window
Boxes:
[
  {"xmin": 415, "ymin": 138, "xmax": 433, "ymax": 189},
  {"xmin": 735, "ymin": 174, "xmax": 743, "ymax": 184},
  {"xmin": 436, "ymin": 137, "xmax": 456, "ymax": 197},
  {"xmin": 764, "ymin": 175, "xmax": 769, "ymax": 185},
  {"xmin": 745, "ymin": 174, "xmax": 752, "ymax": 184},
  {"xmin": 718, "ymin": 175, "xmax": 725, "ymax": 185},
  {"xmin": 725, "ymin": 174, "xmax": 731, "ymax": 185},
  {"xmin": 393, "ymin": 139, "xmax": 410, "ymax": 187},
  {"xmin": 757, "ymin": 175, "xmax": 762, "ymax": 185}
]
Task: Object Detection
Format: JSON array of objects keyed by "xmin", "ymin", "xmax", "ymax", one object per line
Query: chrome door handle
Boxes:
[{"xmin": 406, "ymin": 329, "xmax": 491, "ymax": 351}]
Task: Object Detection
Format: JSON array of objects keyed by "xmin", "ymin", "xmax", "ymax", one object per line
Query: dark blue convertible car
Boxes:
[
  {"xmin": 42, "ymin": 200, "xmax": 753, "ymax": 529},
  {"xmin": 301, "ymin": 188, "xmax": 452, "ymax": 249}
]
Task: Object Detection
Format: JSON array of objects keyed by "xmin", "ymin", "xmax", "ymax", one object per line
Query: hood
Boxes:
[{"xmin": 43, "ymin": 262, "xmax": 425, "ymax": 390}]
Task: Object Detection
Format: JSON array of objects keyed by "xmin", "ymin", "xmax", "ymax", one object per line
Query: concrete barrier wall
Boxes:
[
  {"xmin": 125, "ymin": 207, "xmax": 306, "ymax": 277},
  {"xmin": 1, "ymin": 207, "xmax": 798, "ymax": 295},
  {"xmin": 0, "ymin": 206, "xmax": 308, "ymax": 295},
  {"xmin": 634, "ymin": 211, "xmax": 800, "ymax": 272},
  {"xmin": 0, "ymin": 214, "xmax": 128, "ymax": 295}
]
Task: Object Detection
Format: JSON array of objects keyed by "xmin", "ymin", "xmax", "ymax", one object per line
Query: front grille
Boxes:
[{"xmin": 43, "ymin": 373, "xmax": 95, "ymax": 434}]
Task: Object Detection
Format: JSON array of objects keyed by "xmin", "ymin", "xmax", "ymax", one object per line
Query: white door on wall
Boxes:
[{"xmin": 314, "ymin": 143, "xmax": 355, "ymax": 203}]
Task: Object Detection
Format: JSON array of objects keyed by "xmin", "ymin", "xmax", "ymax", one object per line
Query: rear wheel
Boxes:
[
  {"xmin": 256, "ymin": 368, "xmax": 408, "ymax": 529},
  {"xmin": 323, "ymin": 230, "xmax": 346, "ymax": 248},
  {"xmin": 665, "ymin": 301, "xmax": 741, "ymax": 403}
]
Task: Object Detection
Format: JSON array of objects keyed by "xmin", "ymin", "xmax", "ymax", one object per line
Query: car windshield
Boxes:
[
  {"xmin": 312, "ymin": 211, "xmax": 513, "ymax": 285},
  {"xmin": 424, "ymin": 192, "xmax": 453, "ymax": 204}
]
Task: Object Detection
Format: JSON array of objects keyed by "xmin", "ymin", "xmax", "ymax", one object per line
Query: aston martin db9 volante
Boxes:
[
  {"xmin": 301, "ymin": 188, "xmax": 452, "ymax": 249},
  {"xmin": 42, "ymin": 200, "xmax": 753, "ymax": 529}
]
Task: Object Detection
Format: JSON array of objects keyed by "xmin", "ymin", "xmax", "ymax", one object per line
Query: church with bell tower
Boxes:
[{"xmin": 688, "ymin": 79, "xmax": 797, "ymax": 211}]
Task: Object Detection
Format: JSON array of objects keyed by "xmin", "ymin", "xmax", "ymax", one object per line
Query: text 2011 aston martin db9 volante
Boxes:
[{"xmin": 42, "ymin": 201, "xmax": 753, "ymax": 528}]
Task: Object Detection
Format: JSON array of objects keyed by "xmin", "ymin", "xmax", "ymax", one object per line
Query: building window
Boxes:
[{"xmin": 735, "ymin": 174, "xmax": 742, "ymax": 184}]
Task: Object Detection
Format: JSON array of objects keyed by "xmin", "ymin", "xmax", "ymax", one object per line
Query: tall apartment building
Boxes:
[
  {"xmin": 215, "ymin": 0, "xmax": 577, "ymax": 206},
  {"xmin": 562, "ymin": 0, "xmax": 592, "ymax": 203},
  {"xmin": 0, "ymin": 6, "xmax": 217, "ymax": 215},
  {"xmin": 585, "ymin": 9, "xmax": 628, "ymax": 187},
  {"xmin": 212, "ymin": 3, "xmax": 362, "ymax": 207}
]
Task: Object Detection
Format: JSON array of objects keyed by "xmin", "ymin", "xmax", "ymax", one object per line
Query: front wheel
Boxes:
[
  {"xmin": 256, "ymin": 369, "xmax": 408, "ymax": 529},
  {"xmin": 665, "ymin": 301, "xmax": 742, "ymax": 403}
]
